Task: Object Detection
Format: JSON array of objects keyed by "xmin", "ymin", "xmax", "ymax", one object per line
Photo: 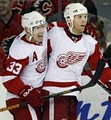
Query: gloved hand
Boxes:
[
  {"xmin": 1, "ymin": 36, "xmax": 15, "ymax": 55},
  {"xmin": 18, "ymin": 85, "xmax": 44, "ymax": 108}
]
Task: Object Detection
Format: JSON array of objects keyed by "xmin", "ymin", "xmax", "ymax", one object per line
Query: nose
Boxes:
[
  {"xmin": 40, "ymin": 27, "xmax": 46, "ymax": 33},
  {"xmin": 82, "ymin": 16, "xmax": 87, "ymax": 23}
]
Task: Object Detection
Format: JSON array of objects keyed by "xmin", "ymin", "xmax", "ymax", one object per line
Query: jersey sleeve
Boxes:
[
  {"xmin": 88, "ymin": 43, "xmax": 101, "ymax": 70},
  {"xmin": 2, "ymin": 55, "xmax": 29, "ymax": 95},
  {"xmin": 99, "ymin": 66, "xmax": 111, "ymax": 84},
  {"xmin": 88, "ymin": 43, "xmax": 111, "ymax": 84}
]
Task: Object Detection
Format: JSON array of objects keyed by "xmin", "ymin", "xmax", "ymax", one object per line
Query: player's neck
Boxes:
[{"xmin": 0, "ymin": 10, "xmax": 13, "ymax": 24}]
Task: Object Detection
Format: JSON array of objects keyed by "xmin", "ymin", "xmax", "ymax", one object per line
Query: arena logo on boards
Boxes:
[{"xmin": 77, "ymin": 100, "xmax": 111, "ymax": 120}]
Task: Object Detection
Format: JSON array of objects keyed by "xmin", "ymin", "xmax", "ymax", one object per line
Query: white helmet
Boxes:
[
  {"xmin": 64, "ymin": 3, "xmax": 87, "ymax": 34},
  {"xmin": 21, "ymin": 11, "xmax": 46, "ymax": 40},
  {"xmin": 22, "ymin": 11, "xmax": 46, "ymax": 29},
  {"xmin": 64, "ymin": 3, "xmax": 87, "ymax": 21}
]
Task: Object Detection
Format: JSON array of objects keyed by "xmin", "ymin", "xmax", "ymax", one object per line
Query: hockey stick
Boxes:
[
  {"xmin": 0, "ymin": 59, "xmax": 105, "ymax": 112},
  {"xmin": 82, "ymin": 69, "xmax": 111, "ymax": 95}
]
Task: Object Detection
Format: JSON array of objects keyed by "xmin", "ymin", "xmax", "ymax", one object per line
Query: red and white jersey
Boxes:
[
  {"xmin": 2, "ymin": 30, "xmax": 48, "ymax": 100},
  {"xmin": 43, "ymin": 22, "xmax": 100, "ymax": 97}
]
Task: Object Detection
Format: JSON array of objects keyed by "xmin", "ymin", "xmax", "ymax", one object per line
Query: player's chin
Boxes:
[
  {"xmin": 79, "ymin": 29, "xmax": 85, "ymax": 33},
  {"xmin": 38, "ymin": 37, "xmax": 43, "ymax": 42},
  {"xmin": 80, "ymin": 26, "xmax": 86, "ymax": 32}
]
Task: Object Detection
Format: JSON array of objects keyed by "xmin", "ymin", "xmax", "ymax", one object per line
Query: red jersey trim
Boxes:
[
  {"xmin": 22, "ymin": 36, "xmax": 43, "ymax": 46},
  {"xmin": 43, "ymin": 81, "xmax": 81, "ymax": 88},
  {"xmin": 3, "ymin": 77, "xmax": 25, "ymax": 95}
]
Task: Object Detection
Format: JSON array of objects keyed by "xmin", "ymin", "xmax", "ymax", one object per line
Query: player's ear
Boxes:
[
  {"xmin": 66, "ymin": 17, "xmax": 73, "ymax": 28},
  {"xmin": 25, "ymin": 27, "xmax": 32, "ymax": 36}
]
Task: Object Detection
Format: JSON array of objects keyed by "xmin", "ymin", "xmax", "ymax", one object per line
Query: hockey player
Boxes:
[
  {"xmin": 42, "ymin": 3, "xmax": 111, "ymax": 120},
  {"xmin": 2, "ymin": 11, "xmax": 47, "ymax": 120}
]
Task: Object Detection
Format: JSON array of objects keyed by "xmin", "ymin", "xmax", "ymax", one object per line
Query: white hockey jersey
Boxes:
[
  {"xmin": 2, "ymin": 30, "xmax": 48, "ymax": 100},
  {"xmin": 43, "ymin": 22, "xmax": 100, "ymax": 97}
]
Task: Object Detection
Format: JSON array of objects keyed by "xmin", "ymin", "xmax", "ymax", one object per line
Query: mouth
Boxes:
[
  {"xmin": 38, "ymin": 35, "xmax": 43, "ymax": 38},
  {"xmin": 81, "ymin": 25, "xmax": 85, "ymax": 28}
]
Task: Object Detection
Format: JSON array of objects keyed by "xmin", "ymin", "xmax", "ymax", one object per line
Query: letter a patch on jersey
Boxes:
[{"xmin": 32, "ymin": 51, "xmax": 38, "ymax": 62}]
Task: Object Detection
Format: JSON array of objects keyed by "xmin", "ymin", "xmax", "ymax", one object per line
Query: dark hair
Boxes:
[{"xmin": 89, "ymin": 16, "xmax": 104, "ymax": 36}]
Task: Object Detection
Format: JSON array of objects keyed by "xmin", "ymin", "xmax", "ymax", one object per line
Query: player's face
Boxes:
[
  {"xmin": 32, "ymin": 24, "xmax": 46, "ymax": 43},
  {"xmin": 0, "ymin": 0, "xmax": 12, "ymax": 16},
  {"xmin": 72, "ymin": 14, "xmax": 88, "ymax": 35}
]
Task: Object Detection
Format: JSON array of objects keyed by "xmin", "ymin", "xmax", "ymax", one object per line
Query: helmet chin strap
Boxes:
[
  {"xmin": 69, "ymin": 26, "xmax": 74, "ymax": 34},
  {"xmin": 29, "ymin": 36, "xmax": 33, "ymax": 41},
  {"xmin": 26, "ymin": 33, "xmax": 33, "ymax": 41},
  {"xmin": 25, "ymin": 28, "xmax": 33, "ymax": 41},
  {"xmin": 29, "ymin": 28, "xmax": 33, "ymax": 41},
  {"xmin": 67, "ymin": 21, "xmax": 81, "ymax": 35},
  {"xmin": 67, "ymin": 19, "xmax": 75, "ymax": 34}
]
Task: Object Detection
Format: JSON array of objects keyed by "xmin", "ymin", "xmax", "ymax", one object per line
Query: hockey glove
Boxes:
[
  {"xmin": 1, "ymin": 36, "xmax": 15, "ymax": 55},
  {"xmin": 19, "ymin": 85, "xmax": 44, "ymax": 109}
]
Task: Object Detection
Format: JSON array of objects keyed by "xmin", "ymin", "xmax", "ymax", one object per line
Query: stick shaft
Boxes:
[{"xmin": 83, "ymin": 69, "xmax": 111, "ymax": 94}]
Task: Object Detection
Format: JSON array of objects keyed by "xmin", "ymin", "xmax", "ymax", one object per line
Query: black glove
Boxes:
[
  {"xmin": 103, "ymin": 44, "xmax": 111, "ymax": 69},
  {"xmin": 1, "ymin": 36, "xmax": 15, "ymax": 55},
  {"xmin": 18, "ymin": 85, "xmax": 44, "ymax": 109}
]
